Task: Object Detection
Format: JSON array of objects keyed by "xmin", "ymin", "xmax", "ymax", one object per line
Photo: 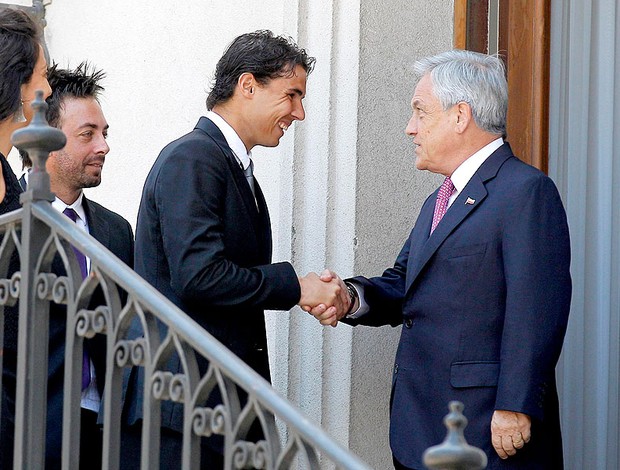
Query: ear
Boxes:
[
  {"xmin": 238, "ymin": 73, "xmax": 256, "ymax": 98},
  {"xmin": 454, "ymin": 102, "xmax": 472, "ymax": 134}
]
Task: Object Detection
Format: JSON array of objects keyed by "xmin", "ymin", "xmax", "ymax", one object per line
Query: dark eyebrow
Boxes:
[{"xmin": 78, "ymin": 123, "xmax": 110, "ymax": 131}]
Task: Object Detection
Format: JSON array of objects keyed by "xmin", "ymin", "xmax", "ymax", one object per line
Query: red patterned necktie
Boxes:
[{"xmin": 431, "ymin": 177, "xmax": 456, "ymax": 233}]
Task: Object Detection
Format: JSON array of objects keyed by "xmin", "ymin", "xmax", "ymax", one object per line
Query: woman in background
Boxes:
[
  {"xmin": 0, "ymin": 7, "xmax": 52, "ymax": 213},
  {"xmin": 0, "ymin": 8, "xmax": 52, "ymax": 467}
]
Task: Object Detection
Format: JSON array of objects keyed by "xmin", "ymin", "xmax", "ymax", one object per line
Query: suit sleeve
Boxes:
[
  {"xmin": 115, "ymin": 218, "xmax": 134, "ymax": 269},
  {"xmin": 494, "ymin": 174, "xmax": 571, "ymax": 421},
  {"xmin": 342, "ymin": 235, "xmax": 410, "ymax": 327},
  {"xmin": 153, "ymin": 139, "xmax": 300, "ymax": 310},
  {"xmin": 125, "ymin": 223, "xmax": 135, "ymax": 270}
]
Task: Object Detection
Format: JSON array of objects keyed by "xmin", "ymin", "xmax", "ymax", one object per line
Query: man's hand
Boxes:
[
  {"xmin": 491, "ymin": 410, "xmax": 531, "ymax": 459},
  {"xmin": 304, "ymin": 269, "xmax": 353, "ymax": 327},
  {"xmin": 305, "ymin": 303, "xmax": 341, "ymax": 327},
  {"xmin": 298, "ymin": 270, "xmax": 350, "ymax": 326}
]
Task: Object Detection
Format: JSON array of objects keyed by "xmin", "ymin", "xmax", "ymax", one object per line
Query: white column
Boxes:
[{"xmin": 265, "ymin": 1, "xmax": 361, "ymax": 465}]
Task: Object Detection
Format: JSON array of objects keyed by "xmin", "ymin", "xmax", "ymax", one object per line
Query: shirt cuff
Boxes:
[{"xmin": 345, "ymin": 280, "xmax": 370, "ymax": 319}]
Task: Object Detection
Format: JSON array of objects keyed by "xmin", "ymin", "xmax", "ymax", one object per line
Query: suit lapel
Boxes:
[
  {"xmin": 194, "ymin": 117, "xmax": 271, "ymax": 259},
  {"xmin": 405, "ymin": 144, "xmax": 515, "ymax": 293},
  {"xmin": 195, "ymin": 117, "xmax": 261, "ymax": 222},
  {"xmin": 252, "ymin": 179, "xmax": 273, "ymax": 260},
  {"xmin": 228, "ymin": 155, "xmax": 262, "ymax": 221},
  {"xmin": 82, "ymin": 198, "xmax": 110, "ymax": 248},
  {"xmin": 18, "ymin": 174, "xmax": 27, "ymax": 192}
]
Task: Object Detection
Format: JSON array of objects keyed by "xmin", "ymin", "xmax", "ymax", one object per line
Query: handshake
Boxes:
[{"xmin": 297, "ymin": 270, "xmax": 357, "ymax": 327}]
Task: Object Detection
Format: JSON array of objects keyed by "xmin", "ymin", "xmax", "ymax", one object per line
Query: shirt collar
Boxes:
[
  {"xmin": 450, "ymin": 137, "xmax": 504, "ymax": 195},
  {"xmin": 52, "ymin": 191, "xmax": 87, "ymax": 225},
  {"xmin": 206, "ymin": 111, "xmax": 252, "ymax": 170}
]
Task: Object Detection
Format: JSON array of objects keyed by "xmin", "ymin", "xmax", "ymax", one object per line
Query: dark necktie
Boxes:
[
  {"xmin": 62, "ymin": 207, "xmax": 90, "ymax": 390},
  {"xmin": 244, "ymin": 159, "xmax": 256, "ymax": 198},
  {"xmin": 431, "ymin": 177, "xmax": 456, "ymax": 233}
]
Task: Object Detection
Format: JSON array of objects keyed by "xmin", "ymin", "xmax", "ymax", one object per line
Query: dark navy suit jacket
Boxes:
[
  {"xmin": 347, "ymin": 144, "xmax": 571, "ymax": 469},
  {"xmin": 126, "ymin": 117, "xmax": 300, "ymax": 438}
]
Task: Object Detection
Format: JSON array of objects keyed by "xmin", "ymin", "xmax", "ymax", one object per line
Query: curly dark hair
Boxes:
[
  {"xmin": 206, "ymin": 30, "xmax": 315, "ymax": 110},
  {"xmin": 0, "ymin": 8, "xmax": 42, "ymax": 122}
]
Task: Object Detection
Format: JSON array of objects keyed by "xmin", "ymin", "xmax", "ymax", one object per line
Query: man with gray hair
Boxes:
[{"xmin": 311, "ymin": 49, "xmax": 571, "ymax": 469}]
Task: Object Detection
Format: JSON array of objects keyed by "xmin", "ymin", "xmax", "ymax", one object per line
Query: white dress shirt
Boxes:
[
  {"xmin": 447, "ymin": 137, "xmax": 504, "ymax": 208},
  {"xmin": 206, "ymin": 110, "xmax": 253, "ymax": 169}
]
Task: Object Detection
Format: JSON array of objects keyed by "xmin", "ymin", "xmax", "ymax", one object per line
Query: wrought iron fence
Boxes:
[{"xmin": 0, "ymin": 91, "xmax": 373, "ymax": 469}]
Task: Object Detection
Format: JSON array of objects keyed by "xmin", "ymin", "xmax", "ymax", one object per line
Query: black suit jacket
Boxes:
[
  {"xmin": 79, "ymin": 198, "xmax": 135, "ymax": 395},
  {"xmin": 346, "ymin": 144, "xmax": 571, "ymax": 469},
  {"xmin": 1, "ymin": 195, "xmax": 134, "ymax": 469},
  {"xmin": 126, "ymin": 117, "xmax": 300, "ymax": 435}
]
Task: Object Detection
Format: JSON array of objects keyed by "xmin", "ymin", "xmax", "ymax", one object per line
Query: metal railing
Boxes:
[{"xmin": 0, "ymin": 91, "xmax": 373, "ymax": 469}]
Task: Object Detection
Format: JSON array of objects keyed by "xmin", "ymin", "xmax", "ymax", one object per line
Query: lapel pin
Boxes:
[{"xmin": 465, "ymin": 197, "xmax": 476, "ymax": 205}]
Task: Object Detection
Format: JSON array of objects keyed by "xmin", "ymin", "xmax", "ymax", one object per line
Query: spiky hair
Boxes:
[{"xmin": 46, "ymin": 61, "xmax": 106, "ymax": 129}]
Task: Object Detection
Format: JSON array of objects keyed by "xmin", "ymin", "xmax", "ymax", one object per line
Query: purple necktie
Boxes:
[
  {"xmin": 63, "ymin": 208, "xmax": 90, "ymax": 390},
  {"xmin": 431, "ymin": 177, "xmax": 456, "ymax": 234}
]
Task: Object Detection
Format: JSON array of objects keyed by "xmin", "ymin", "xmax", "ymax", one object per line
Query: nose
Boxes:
[
  {"xmin": 405, "ymin": 113, "xmax": 417, "ymax": 136},
  {"xmin": 96, "ymin": 134, "xmax": 110, "ymax": 155},
  {"xmin": 292, "ymin": 99, "xmax": 305, "ymax": 121},
  {"xmin": 42, "ymin": 78, "xmax": 52, "ymax": 101}
]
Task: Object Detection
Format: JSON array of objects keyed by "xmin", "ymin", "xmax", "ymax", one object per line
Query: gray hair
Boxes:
[{"xmin": 413, "ymin": 49, "xmax": 507, "ymax": 135}]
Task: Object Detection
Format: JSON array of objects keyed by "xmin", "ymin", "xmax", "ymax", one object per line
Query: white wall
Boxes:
[{"xmin": 28, "ymin": 1, "xmax": 455, "ymax": 468}]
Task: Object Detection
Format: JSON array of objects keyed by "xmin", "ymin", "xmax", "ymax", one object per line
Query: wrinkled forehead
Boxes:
[{"xmin": 410, "ymin": 74, "xmax": 436, "ymax": 106}]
